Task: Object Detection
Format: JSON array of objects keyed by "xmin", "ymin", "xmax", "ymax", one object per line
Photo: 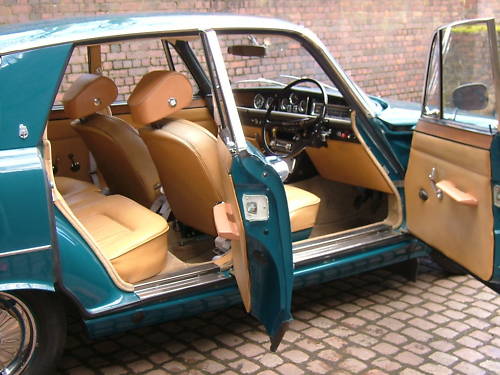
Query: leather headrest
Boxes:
[
  {"xmin": 63, "ymin": 74, "xmax": 118, "ymax": 119},
  {"xmin": 128, "ymin": 71, "xmax": 193, "ymax": 125}
]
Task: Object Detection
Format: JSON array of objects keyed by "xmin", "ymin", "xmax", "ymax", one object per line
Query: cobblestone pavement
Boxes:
[{"xmin": 57, "ymin": 258, "xmax": 500, "ymax": 375}]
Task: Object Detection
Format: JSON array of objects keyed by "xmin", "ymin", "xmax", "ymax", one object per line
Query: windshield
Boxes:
[{"xmin": 217, "ymin": 33, "xmax": 340, "ymax": 93}]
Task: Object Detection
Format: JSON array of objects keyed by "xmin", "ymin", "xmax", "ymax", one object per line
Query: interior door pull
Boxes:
[
  {"xmin": 213, "ymin": 202, "xmax": 240, "ymax": 240},
  {"xmin": 435, "ymin": 180, "xmax": 478, "ymax": 206}
]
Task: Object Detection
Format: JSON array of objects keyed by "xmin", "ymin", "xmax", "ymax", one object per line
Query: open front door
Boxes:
[
  {"xmin": 203, "ymin": 30, "xmax": 293, "ymax": 351},
  {"xmin": 405, "ymin": 19, "xmax": 500, "ymax": 284}
]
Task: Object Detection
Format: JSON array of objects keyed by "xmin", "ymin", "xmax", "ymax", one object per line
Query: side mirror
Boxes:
[
  {"xmin": 227, "ymin": 45, "xmax": 266, "ymax": 57},
  {"xmin": 452, "ymin": 83, "xmax": 489, "ymax": 111}
]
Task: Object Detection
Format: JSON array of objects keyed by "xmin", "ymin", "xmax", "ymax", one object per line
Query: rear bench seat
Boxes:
[{"xmin": 55, "ymin": 177, "xmax": 168, "ymax": 283}]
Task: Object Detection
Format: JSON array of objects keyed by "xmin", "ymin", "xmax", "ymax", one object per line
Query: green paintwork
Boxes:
[
  {"xmin": 488, "ymin": 134, "xmax": 500, "ymax": 281},
  {"xmin": 85, "ymin": 238, "xmax": 428, "ymax": 339},
  {"xmin": 0, "ymin": 44, "xmax": 72, "ymax": 150},
  {"xmin": 0, "ymin": 146, "xmax": 55, "ymax": 290},
  {"xmin": 55, "ymin": 210, "xmax": 138, "ymax": 314},
  {"xmin": 0, "ymin": 13, "xmax": 498, "ymax": 350},
  {"xmin": 230, "ymin": 150, "xmax": 294, "ymax": 349},
  {"xmin": 291, "ymin": 228, "xmax": 313, "ymax": 242}
]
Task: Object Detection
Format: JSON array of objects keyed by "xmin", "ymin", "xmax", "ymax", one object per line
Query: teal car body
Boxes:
[{"xmin": 0, "ymin": 14, "xmax": 498, "ymax": 375}]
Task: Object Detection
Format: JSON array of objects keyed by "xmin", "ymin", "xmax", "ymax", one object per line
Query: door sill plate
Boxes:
[{"xmin": 293, "ymin": 224, "xmax": 406, "ymax": 267}]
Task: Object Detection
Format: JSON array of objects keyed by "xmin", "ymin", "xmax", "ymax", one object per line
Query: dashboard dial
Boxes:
[
  {"xmin": 279, "ymin": 97, "xmax": 289, "ymax": 111},
  {"xmin": 253, "ymin": 93, "xmax": 265, "ymax": 109},
  {"xmin": 298, "ymin": 99, "xmax": 307, "ymax": 114},
  {"xmin": 265, "ymin": 96, "xmax": 274, "ymax": 109}
]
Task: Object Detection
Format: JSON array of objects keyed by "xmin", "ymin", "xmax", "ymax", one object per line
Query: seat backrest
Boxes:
[
  {"xmin": 130, "ymin": 71, "xmax": 222, "ymax": 236},
  {"xmin": 63, "ymin": 74, "xmax": 161, "ymax": 207}
]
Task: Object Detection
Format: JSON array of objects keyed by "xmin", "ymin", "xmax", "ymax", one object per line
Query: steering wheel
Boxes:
[{"xmin": 262, "ymin": 78, "xmax": 328, "ymax": 157}]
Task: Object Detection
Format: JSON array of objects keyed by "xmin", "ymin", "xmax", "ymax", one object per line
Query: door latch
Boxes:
[{"xmin": 428, "ymin": 167, "xmax": 443, "ymax": 200}]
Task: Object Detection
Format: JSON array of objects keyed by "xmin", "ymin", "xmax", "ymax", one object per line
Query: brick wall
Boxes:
[{"xmin": 0, "ymin": 0, "xmax": 498, "ymax": 102}]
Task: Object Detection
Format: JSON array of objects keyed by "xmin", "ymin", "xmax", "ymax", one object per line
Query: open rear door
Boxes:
[
  {"xmin": 405, "ymin": 19, "xmax": 500, "ymax": 285},
  {"xmin": 202, "ymin": 30, "xmax": 294, "ymax": 351}
]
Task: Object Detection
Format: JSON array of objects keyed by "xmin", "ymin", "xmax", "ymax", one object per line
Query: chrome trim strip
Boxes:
[
  {"xmin": 135, "ymin": 263, "xmax": 230, "ymax": 300},
  {"xmin": 295, "ymin": 28, "xmax": 377, "ymax": 118},
  {"xmin": 486, "ymin": 20, "xmax": 500, "ymax": 128},
  {"xmin": 0, "ymin": 245, "xmax": 51, "ymax": 258},
  {"xmin": 293, "ymin": 224, "xmax": 404, "ymax": 266},
  {"xmin": 203, "ymin": 30, "xmax": 248, "ymax": 152},
  {"xmin": 237, "ymin": 106, "xmax": 352, "ymax": 126}
]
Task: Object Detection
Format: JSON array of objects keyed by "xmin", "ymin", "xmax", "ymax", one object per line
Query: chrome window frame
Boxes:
[
  {"xmin": 200, "ymin": 29, "xmax": 248, "ymax": 152},
  {"xmin": 421, "ymin": 18, "xmax": 499, "ymax": 135}
]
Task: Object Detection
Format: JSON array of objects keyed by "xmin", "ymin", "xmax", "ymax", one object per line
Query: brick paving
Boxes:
[{"xmin": 57, "ymin": 257, "xmax": 500, "ymax": 375}]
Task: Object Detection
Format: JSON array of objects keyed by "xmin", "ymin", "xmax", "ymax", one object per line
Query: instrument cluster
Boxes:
[
  {"xmin": 252, "ymin": 92, "xmax": 351, "ymax": 121},
  {"xmin": 252, "ymin": 92, "xmax": 309, "ymax": 114}
]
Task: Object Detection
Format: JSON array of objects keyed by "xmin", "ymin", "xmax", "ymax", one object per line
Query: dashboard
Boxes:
[{"xmin": 234, "ymin": 88, "xmax": 359, "ymax": 144}]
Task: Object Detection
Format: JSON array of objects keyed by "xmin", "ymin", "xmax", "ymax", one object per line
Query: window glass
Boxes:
[
  {"xmin": 100, "ymin": 39, "xmax": 169, "ymax": 102},
  {"xmin": 216, "ymin": 33, "xmax": 338, "ymax": 92},
  {"xmin": 166, "ymin": 41, "xmax": 201, "ymax": 95},
  {"xmin": 423, "ymin": 35, "xmax": 440, "ymax": 117},
  {"xmin": 54, "ymin": 46, "xmax": 88, "ymax": 105},
  {"xmin": 442, "ymin": 23, "xmax": 497, "ymax": 130}
]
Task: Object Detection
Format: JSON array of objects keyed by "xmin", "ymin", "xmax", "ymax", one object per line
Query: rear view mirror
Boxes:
[
  {"xmin": 452, "ymin": 83, "xmax": 489, "ymax": 111},
  {"xmin": 227, "ymin": 45, "xmax": 266, "ymax": 57}
]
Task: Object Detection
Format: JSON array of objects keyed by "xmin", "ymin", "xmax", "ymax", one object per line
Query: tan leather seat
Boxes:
[
  {"xmin": 284, "ymin": 185, "xmax": 321, "ymax": 234},
  {"xmin": 131, "ymin": 70, "xmax": 320, "ymax": 239},
  {"xmin": 55, "ymin": 176, "xmax": 104, "ymax": 208},
  {"xmin": 63, "ymin": 74, "xmax": 161, "ymax": 207},
  {"xmin": 56, "ymin": 176, "xmax": 168, "ymax": 283},
  {"xmin": 71, "ymin": 193, "xmax": 168, "ymax": 284}
]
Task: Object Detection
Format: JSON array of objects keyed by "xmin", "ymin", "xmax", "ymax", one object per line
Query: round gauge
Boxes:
[
  {"xmin": 289, "ymin": 92, "xmax": 300, "ymax": 105},
  {"xmin": 280, "ymin": 97, "xmax": 289, "ymax": 111},
  {"xmin": 265, "ymin": 96, "xmax": 274, "ymax": 109},
  {"xmin": 298, "ymin": 99, "xmax": 307, "ymax": 114},
  {"xmin": 253, "ymin": 93, "xmax": 265, "ymax": 109}
]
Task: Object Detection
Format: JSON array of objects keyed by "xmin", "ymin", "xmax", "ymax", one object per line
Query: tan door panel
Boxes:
[
  {"xmin": 47, "ymin": 119, "xmax": 92, "ymax": 182},
  {"xmin": 306, "ymin": 140, "xmax": 393, "ymax": 194},
  {"xmin": 216, "ymin": 137, "xmax": 251, "ymax": 311},
  {"xmin": 405, "ymin": 131, "xmax": 494, "ymax": 280}
]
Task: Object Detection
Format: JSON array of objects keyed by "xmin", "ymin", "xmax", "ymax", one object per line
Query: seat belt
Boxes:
[
  {"xmin": 88, "ymin": 152, "xmax": 101, "ymax": 188},
  {"xmin": 150, "ymin": 185, "xmax": 172, "ymax": 219}
]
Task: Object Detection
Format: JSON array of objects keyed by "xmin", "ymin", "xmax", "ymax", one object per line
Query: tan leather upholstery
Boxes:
[
  {"xmin": 56, "ymin": 176, "xmax": 99, "ymax": 197},
  {"xmin": 128, "ymin": 71, "xmax": 193, "ymax": 125},
  {"xmin": 136, "ymin": 71, "xmax": 320, "ymax": 238},
  {"xmin": 284, "ymin": 185, "xmax": 321, "ymax": 233},
  {"xmin": 141, "ymin": 120, "xmax": 321, "ymax": 236},
  {"xmin": 64, "ymin": 74, "xmax": 161, "ymax": 207},
  {"xmin": 405, "ymin": 130, "xmax": 493, "ymax": 281},
  {"xmin": 63, "ymin": 74, "xmax": 118, "ymax": 119},
  {"xmin": 72, "ymin": 195, "xmax": 168, "ymax": 283},
  {"xmin": 55, "ymin": 176, "xmax": 103, "ymax": 208},
  {"xmin": 53, "ymin": 175, "xmax": 169, "ymax": 284},
  {"xmin": 141, "ymin": 119, "xmax": 223, "ymax": 236}
]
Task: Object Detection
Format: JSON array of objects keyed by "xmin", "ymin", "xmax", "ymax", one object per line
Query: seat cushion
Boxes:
[
  {"xmin": 55, "ymin": 176, "xmax": 104, "ymax": 208},
  {"xmin": 72, "ymin": 194, "xmax": 168, "ymax": 283},
  {"xmin": 284, "ymin": 185, "xmax": 321, "ymax": 233}
]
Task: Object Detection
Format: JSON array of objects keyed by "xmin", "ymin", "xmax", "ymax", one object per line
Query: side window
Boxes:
[
  {"xmin": 423, "ymin": 35, "xmax": 440, "ymax": 117},
  {"xmin": 441, "ymin": 22, "xmax": 497, "ymax": 129},
  {"xmin": 100, "ymin": 39, "xmax": 169, "ymax": 102},
  {"xmin": 54, "ymin": 46, "xmax": 88, "ymax": 105},
  {"xmin": 165, "ymin": 41, "xmax": 201, "ymax": 95}
]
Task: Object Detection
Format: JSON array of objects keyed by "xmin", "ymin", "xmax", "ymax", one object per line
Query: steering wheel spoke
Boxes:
[{"xmin": 262, "ymin": 78, "xmax": 328, "ymax": 157}]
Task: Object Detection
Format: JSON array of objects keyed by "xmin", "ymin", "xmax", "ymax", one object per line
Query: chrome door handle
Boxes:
[{"xmin": 428, "ymin": 167, "xmax": 443, "ymax": 200}]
